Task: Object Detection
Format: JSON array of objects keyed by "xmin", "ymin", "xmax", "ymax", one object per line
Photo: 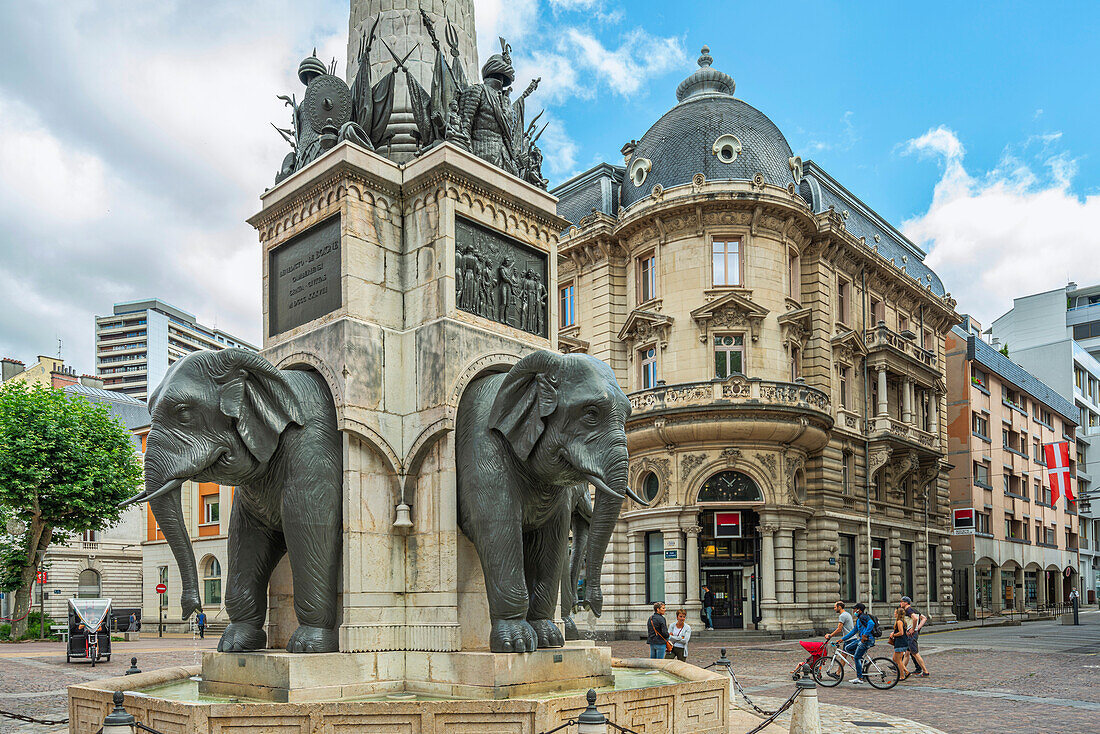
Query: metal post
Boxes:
[
  {"xmin": 159, "ymin": 603, "xmax": 164, "ymax": 638},
  {"xmin": 38, "ymin": 565, "xmax": 45, "ymax": 641},
  {"xmin": 1073, "ymin": 593, "xmax": 1079, "ymax": 625}
]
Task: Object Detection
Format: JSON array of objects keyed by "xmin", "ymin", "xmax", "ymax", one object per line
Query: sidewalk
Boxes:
[{"xmin": 732, "ymin": 696, "xmax": 950, "ymax": 734}]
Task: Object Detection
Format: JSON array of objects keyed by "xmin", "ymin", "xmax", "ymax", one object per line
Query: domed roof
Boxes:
[{"xmin": 620, "ymin": 48, "xmax": 796, "ymax": 208}]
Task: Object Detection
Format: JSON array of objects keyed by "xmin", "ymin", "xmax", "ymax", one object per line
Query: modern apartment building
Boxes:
[
  {"xmin": 95, "ymin": 299, "xmax": 257, "ymax": 400},
  {"xmin": 552, "ymin": 49, "xmax": 960, "ymax": 634},
  {"xmin": 991, "ymin": 286, "xmax": 1100, "ymax": 603},
  {"xmin": 141, "ymin": 481, "xmax": 233, "ymax": 633},
  {"xmin": 946, "ymin": 318, "xmax": 1082, "ymax": 619}
]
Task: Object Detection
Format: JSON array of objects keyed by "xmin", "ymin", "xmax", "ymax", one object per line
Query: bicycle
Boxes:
[{"xmin": 812, "ymin": 640, "xmax": 899, "ymax": 690}]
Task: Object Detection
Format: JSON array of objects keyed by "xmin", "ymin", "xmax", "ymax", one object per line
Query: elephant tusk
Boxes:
[
  {"xmin": 585, "ymin": 471, "xmax": 649, "ymax": 506},
  {"xmin": 120, "ymin": 478, "xmax": 185, "ymax": 508}
]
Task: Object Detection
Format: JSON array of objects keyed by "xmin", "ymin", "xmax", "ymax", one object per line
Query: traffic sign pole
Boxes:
[{"xmin": 156, "ymin": 583, "xmax": 167, "ymax": 638}]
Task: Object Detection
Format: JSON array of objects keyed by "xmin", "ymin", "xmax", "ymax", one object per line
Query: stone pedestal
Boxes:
[{"xmin": 199, "ymin": 642, "xmax": 612, "ymax": 702}]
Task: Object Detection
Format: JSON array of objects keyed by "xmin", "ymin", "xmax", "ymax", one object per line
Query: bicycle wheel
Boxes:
[
  {"xmin": 865, "ymin": 657, "xmax": 899, "ymax": 689},
  {"xmin": 812, "ymin": 655, "xmax": 844, "ymax": 687}
]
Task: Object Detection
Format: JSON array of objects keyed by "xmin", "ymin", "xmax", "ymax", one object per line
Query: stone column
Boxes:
[
  {"xmin": 902, "ymin": 378, "xmax": 913, "ymax": 424},
  {"xmin": 991, "ymin": 565, "xmax": 1002, "ymax": 613},
  {"xmin": 930, "ymin": 391, "xmax": 940, "ymax": 435},
  {"xmin": 775, "ymin": 529, "xmax": 795, "ymax": 606},
  {"xmin": 876, "ymin": 367, "xmax": 888, "ymax": 417},
  {"xmin": 685, "ymin": 526, "xmax": 702, "ymax": 606},
  {"xmin": 794, "ymin": 530, "xmax": 808, "ymax": 605},
  {"xmin": 1037, "ymin": 569, "xmax": 1048, "ymax": 607},
  {"xmin": 1015, "ymin": 567, "xmax": 1026, "ymax": 611},
  {"xmin": 627, "ymin": 531, "xmax": 642, "ymax": 608},
  {"xmin": 760, "ymin": 524, "xmax": 778, "ymax": 626},
  {"xmin": 348, "ymin": 0, "xmax": 479, "ymax": 162}
]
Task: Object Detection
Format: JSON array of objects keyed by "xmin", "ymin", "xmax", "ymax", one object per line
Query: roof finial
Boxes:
[{"xmin": 698, "ymin": 46, "xmax": 713, "ymax": 68}]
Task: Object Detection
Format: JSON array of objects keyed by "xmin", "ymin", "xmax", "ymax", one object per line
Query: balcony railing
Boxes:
[
  {"xmin": 869, "ymin": 415, "xmax": 938, "ymax": 449},
  {"xmin": 628, "ymin": 376, "xmax": 831, "ymax": 416},
  {"xmin": 865, "ymin": 324, "xmax": 936, "ymax": 369}
]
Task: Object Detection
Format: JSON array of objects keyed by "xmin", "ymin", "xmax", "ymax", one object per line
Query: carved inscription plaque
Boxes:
[
  {"xmin": 455, "ymin": 216, "xmax": 548, "ymax": 338},
  {"xmin": 269, "ymin": 215, "xmax": 342, "ymax": 336}
]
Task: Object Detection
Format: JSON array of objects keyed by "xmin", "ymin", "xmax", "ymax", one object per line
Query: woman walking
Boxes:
[
  {"xmin": 668, "ymin": 608, "xmax": 692, "ymax": 661},
  {"xmin": 888, "ymin": 607, "xmax": 911, "ymax": 681}
]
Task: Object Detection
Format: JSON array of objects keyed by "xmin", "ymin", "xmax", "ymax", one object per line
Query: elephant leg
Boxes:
[
  {"xmin": 283, "ymin": 484, "xmax": 341, "ymax": 653},
  {"xmin": 523, "ymin": 512, "xmax": 568, "ymax": 649},
  {"xmin": 220, "ymin": 502, "xmax": 285, "ymax": 652},
  {"xmin": 467, "ymin": 505, "xmax": 537, "ymax": 653}
]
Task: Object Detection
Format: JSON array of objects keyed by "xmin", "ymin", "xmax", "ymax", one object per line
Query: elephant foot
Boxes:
[
  {"xmin": 563, "ymin": 615, "xmax": 580, "ymax": 641},
  {"xmin": 490, "ymin": 618, "xmax": 538, "ymax": 653},
  {"xmin": 217, "ymin": 623, "xmax": 266, "ymax": 652},
  {"xmin": 287, "ymin": 625, "xmax": 338, "ymax": 653},
  {"xmin": 528, "ymin": 618, "xmax": 565, "ymax": 649}
]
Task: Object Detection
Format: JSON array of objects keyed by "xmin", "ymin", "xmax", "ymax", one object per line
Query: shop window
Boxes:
[
  {"xmin": 927, "ymin": 544, "xmax": 938, "ymax": 602},
  {"xmin": 900, "ymin": 541, "xmax": 914, "ymax": 599},
  {"xmin": 872, "ymin": 538, "xmax": 887, "ymax": 603},
  {"xmin": 838, "ymin": 534, "xmax": 857, "ymax": 602},
  {"xmin": 713, "ymin": 334, "xmax": 744, "ymax": 378},
  {"xmin": 697, "ymin": 471, "xmax": 763, "ymax": 503}
]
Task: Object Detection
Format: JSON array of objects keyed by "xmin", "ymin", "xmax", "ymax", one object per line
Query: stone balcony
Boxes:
[
  {"xmin": 625, "ymin": 376, "xmax": 832, "ymax": 452},
  {"xmin": 868, "ymin": 415, "xmax": 938, "ymax": 451},
  {"xmin": 864, "ymin": 322, "xmax": 938, "ymax": 377}
]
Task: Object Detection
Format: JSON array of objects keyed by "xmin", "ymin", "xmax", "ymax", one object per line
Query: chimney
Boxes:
[
  {"xmin": 80, "ymin": 375, "xmax": 105, "ymax": 389},
  {"xmin": 2, "ymin": 357, "xmax": 25, "ymax": 382}
]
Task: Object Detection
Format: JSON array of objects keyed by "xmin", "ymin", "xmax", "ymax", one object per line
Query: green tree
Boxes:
[{"xmin": 0, "ymin": 382, "xmax": 142, "ymax": 639}]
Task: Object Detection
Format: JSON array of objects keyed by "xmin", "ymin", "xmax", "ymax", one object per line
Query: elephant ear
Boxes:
[
  {"xmin": 211, "ymin": 349, "xmax": 305, "ymax": 463},
  {"xmin": 488, "ymin": 350, "xmax": 563, "ymax": 461}
]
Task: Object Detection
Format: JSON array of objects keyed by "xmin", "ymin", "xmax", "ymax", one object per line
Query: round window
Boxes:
[
  {"xmin": 712, "ymin": 134, "xmax": 742, "ymax": 164},
  {"xmin": 629, "ymin": 157, "xmax": 652, "ymax": 188},
  {"xmin": 719, "ymin": 144, "xmax": 736, "ymax": 162},
  {"xmin": 642, "ymin": 472, "xmax": 660, "ymax": 503}
]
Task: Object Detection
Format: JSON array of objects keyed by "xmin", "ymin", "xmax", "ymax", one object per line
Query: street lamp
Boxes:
[
  {"xmin": 101, "ymin": 690, "xmax": 136, "ymax": 734},
  {"xmin": 576, "ymin": 689, "xmax": 608, "ymax": 734}
]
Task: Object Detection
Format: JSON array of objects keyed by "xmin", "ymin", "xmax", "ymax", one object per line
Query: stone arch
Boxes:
[
  {"xmin": 77, "ymin": 568, "xmax": 101, "ymax": 598},
  {"xmin": 690, "ymin": 465, "xmax": 768, "ymax": 505},
  {"xmin": 687, "ymin": 458, "xmax": 772, "ymax": 505},
  {"xmin": 274, "ymin": 353, "xmax": 346, "ymax": 419},
  {"xmin": 447, "ymin": 351, "xmax": 523, "ymax": 416}
]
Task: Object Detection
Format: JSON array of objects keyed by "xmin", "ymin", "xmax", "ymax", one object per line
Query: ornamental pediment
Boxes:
[
  {"xmin": 777, "ymin": 307, "xmax": 812, "ymax": 350},
  {"xmin": 690, "ymin": 291, "xmax": 769, "ymax": 343},
  {"xmin": 558, "ymin": 333, "xmax": 590, "ymax": 354},
  {"xmin": 830, "ymin": 328, "xmax": 867, "ymax": 364},
  {"xmin": 618, "ymin": 309, "xmax": 673, "ymax": 348}
]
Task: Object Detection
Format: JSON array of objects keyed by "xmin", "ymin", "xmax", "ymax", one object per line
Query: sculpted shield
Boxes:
[{"xmin": 303, "ymin": 74, "xmax": 354, "ymax": 133}]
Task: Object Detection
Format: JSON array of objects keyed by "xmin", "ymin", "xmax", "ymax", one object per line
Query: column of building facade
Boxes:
[
  {"xmin": 902, "ymin": 379, "xmax": 913, "ymax": 424},
  {"xmin": 1015, "ymin": 567, "xmax": 1026, "ymax": 611},
  {"xmin": 794, "ymin": 530, "xmax": 808, "ymax": 605},
  {"xmin": 759, "ymin": 524, "xmax": 778, "ymax": 624},
  {"xmin": 991, "ymin": 565, "xmax": 1002, "ymax": 613},
  {"xmin": 665, "ymin": 530, "xmax": 685, "ymax": 608},
  {"xmin": 684, "ymin": 525, "xmax": 702, "ymax": 609},
  {"xmin": 877, "ymin": 367, "xmax": 888, "ymax": 417},
  {"xmin": 1036, "ymin": 567, "xmax": 1047, "ymax": 607},
  {"xmin": 774, "ymin": 528, "xmax": 795, "ymax": 605},
  {"xmin": 627, "ymin": 531, "xmax": 643, "ymax": 609}
]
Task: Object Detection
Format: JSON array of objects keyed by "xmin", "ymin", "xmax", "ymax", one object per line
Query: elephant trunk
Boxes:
[
  {"xmin": 145, "ymin": 467, "xmax": 203, "ymax": 620},
  {"xmin": 581, "ymin": 445, "xmax": 629, "ymax": 618}
]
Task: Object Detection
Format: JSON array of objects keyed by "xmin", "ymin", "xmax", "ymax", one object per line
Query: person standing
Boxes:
[
  {"xmin": 196, "ymin": 610, "xmax": 207, "ymax": 640},
  {"xmin": 888, "ymin": 607, "xmax": 912, "ymax": 681},
  {"xmin": 128, "ymin": 612, "xmax": 138, "ymax": 633},
  {"xmin": 646, "ymin": 602, "xmax": 669, "ymax": 659},
  {"xmin": 840, "ymin": 602, "xmax": 875, "ymax": 684},
  {"xmin": 702, "ymin": 585, "xmax": 716, "ymax": 630},
  {"xmin": 900, "ymin": 596, "xmax": 929, "ymax": 676},
  {"xmin": 668, "ymin": 609, "xmax": 692, "ymax": 661}
]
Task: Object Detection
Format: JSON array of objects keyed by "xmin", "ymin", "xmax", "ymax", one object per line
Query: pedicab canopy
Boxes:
[{"xmin": 69, "ymin": 598, "xmax": 112, "ymax": 630}]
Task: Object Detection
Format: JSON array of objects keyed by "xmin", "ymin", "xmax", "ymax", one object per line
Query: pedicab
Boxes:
[{"xmin": 66, "ymin": 598, "xmax": 112, "ymax": 666}]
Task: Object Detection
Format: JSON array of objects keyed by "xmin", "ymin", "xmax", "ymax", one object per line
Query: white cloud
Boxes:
[
  {"xmin": 902, "ymin": 126, "xmax": 1100, "ymax": 325},
  {"xmin": 564, "ymin": 28, "xmax": 686, "ymax": 96}
]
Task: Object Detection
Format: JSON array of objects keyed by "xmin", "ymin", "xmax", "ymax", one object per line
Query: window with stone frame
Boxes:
[
  {"xmin": 927, "ymin": 544, "xmax": 938, "ymax": 602},
  {"xmin": 559, "ymin": 282, "xmax": 576, "ymax": 328},
  {"xmin": 787, "ymin": 248, "xmax": 800, "ymax": 300},
  {"xmin": 842, "ymin": 453, "xmax": 853, "ymax": 495},
  {"xmin": 713, "ymin": 334, "xmax": 745, "ymax": 378},
  {"xmin": 639, "ymin": 345, "xmax": 658, "ymax": 389},
  {"xmin": 836, "ymin": 276, "xmax": 850, "ymax": 325},
  {"xmin": 871, "ymin": 538, "xmax": 887, "ymax": 603},
  {"xmin": 838, "ymin": 533, "xmax": 857, "ymax": 602},
  {"xmin": 638, "ymin": 252, "xmax": 657, "ymax": 303},
  {"xmin": 712, "ymin": 238, "xmax": 741, "ymax": 287},
  {"xmin": 644, "ymin": 531, "xmax": 665, "ymax": 603},
  {"xmin": 838, "ymin": 364, "xmax": 852, "ymax": 409},
  {"xmin": 158, "ymin": 566, "xmax": 169, "ymax": 609},
  {"xmin": 900, "ymin": 541, "xmax": 914, "ymax": 599},
  {"xmin": 869, "ymin": 296, "xmax": 885, "ymax": 325},
  {"xmin": 790, "ymin": 344, "xmax": 801, "ymax": 381}
]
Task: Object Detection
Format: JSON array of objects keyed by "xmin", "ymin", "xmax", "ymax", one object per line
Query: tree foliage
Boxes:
[{"xmin": 0, "ymin": 381, "xmax": 143, "ymax": 637}]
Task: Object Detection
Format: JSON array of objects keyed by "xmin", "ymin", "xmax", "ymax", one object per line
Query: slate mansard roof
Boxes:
[{"xmin": 956, "ymin": 325, "xmax": 1079, "ymax": 426}]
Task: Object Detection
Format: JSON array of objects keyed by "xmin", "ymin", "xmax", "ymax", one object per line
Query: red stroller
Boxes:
[{"xmin": 792, "ymin": 641, "xmax": 828, "ymax": 680}]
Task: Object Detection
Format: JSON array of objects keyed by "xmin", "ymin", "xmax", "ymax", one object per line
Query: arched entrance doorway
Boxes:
[{"xmin": 696, "ymin": 470, "xmax": 764, "ymax": 630}]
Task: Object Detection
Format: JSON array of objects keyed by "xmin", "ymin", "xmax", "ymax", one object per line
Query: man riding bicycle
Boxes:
[{"xmin": 838, "ymin": 602, "xmax": 875, "ymax": 684}]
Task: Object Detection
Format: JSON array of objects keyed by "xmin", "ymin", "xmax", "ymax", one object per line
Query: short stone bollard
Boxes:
[{"xmin": 787, "ymin": 678, "xmax": 821, "ymax": 734}]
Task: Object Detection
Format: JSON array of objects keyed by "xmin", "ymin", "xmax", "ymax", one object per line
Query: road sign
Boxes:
[
  {"xmin": 156, "ymin": 583, "xmax": 167, "ymax": 594},
  {"xmin": 664, "ymin": 550, "xmax": 677, "ymax": 559}
]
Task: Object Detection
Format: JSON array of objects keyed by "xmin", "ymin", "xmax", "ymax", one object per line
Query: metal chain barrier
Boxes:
[
  {"xmin": 705, "ymin": 649, "xmax": 781, "ymax": 716},
  {"xmin": 0, "ymin": 709, "xmax": 70, "ymax": 726},
  {"xmin": 740, "ymin": 686, "xmax": 802, "ymax": 734}
]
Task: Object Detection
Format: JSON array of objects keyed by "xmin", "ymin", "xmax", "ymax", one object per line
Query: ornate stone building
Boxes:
[{"xmin": 553, "ymin": 49, "xmax": 960, "ymax": 633}]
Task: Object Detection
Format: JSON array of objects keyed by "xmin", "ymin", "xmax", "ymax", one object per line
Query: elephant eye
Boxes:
[
  {"xmin": 175, "ymin": 405, "xmax": 194, "ymax": 424},
  {"xmin": 583, "ymin": 407, "xmax": 600, "ymax": 424}
]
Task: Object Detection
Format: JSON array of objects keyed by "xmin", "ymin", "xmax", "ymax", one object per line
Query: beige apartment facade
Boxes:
[
  {"xmin": 946, "ymin": 320, "xmax": 1082, "ymax": 619},
  {"xmin": 553, "ymin": 50, "xmax": 960, "ymax": 634}
]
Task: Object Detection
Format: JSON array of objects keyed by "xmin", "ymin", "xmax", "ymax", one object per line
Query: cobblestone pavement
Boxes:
[
  {"xmin": 610, "ymin": 610, "xmax": 1100, "ymax": 734},
  {"xmin": 0, "ymin": 635, "xmax": 215, "ymax": 734}
]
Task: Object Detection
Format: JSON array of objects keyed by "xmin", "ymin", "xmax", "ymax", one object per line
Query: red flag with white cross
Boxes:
[{"xmin": 1043, "ymin": 441, "xmax": 1074, "ymax": 507}]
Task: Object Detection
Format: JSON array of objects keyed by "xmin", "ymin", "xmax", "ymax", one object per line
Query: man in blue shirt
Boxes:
[{"xmin": 839, "ymin": 602, "xmax": 875, "ymax": 684}]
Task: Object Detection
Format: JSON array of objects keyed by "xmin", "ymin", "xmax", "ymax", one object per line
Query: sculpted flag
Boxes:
[{"xmin": 1043, "ymin": 441, "xmax": 1074, "ymax": 507}]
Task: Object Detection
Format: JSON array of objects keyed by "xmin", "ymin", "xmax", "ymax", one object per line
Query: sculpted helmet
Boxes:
[
  {"xmin": 298, "ymin": 51, "xmax": 327, "ymax": 85},
  {"xmin": 480, "ymin": 54, "xmax": 515, "ymax": 87}
]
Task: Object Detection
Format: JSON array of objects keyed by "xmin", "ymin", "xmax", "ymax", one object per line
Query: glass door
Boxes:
[{"xmin": 704, "ymin": 570, "xmax": 744, "ymax": 629}]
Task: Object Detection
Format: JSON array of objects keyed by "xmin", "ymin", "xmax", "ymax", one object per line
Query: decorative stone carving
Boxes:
[
  {"xmin": 778, "ymin": 307, "xmax": 812, "ymax": 352},
  {"xmin": 681, "ymin": 453, "xmax": 707, "ymax": 481},
  {"xmin": 618, "ymin": 309, "xmax": 674, "ymax": 351},
  {"xmin": 785, "ymin": 454, "xmax": 806, "ymax": 505},
  {"xmin": 884, "ymin": 450, "xmax": 920, "ymax": 499},
  {"xmin": 685, "ymin": 524, "xmax": 703, "ymax": 536},
  {"xmin": 720, "ymin": 447, "xmax": 742, "ymax": 463},
  {"xmin": 757, "ymin": 452, "xmax": 778, "ymax": 478},
  {"xmin": 759, "ymin": 523, "xmax": 779, "ymax": 537},
  {"xmin": 455, "ymin": 216, "xmax": 548, "ymax": 337},
  {"xmin": 691, "ymin": 291, "xmax": 768, "ymax": 343},
  {"xmin": 868, "ymin": 445, "xmax": 893, "ymax": 479},
  {"xmin": 558, "ymin": 334, "xmax": 590, "ymax": 354},
  {"xmin": 831, "ymin": 328, "xmax": 867, "ymax": 365}
]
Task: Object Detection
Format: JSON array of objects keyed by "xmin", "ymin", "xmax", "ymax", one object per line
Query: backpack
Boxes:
[{"xmin": 867, "ymin": 613, "xmax": 883, "ymax": 638}]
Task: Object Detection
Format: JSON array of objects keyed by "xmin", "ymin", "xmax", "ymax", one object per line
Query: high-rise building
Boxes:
[
  {"xmin": 945, "ymin": 317, "xmax": 1083, "ymax": 618},
  {"xmin": 991, "ymin": 282, "xmax": 1100, "ymax": 362},
  {"xmin": 95, "ymin": 299, "xmax": 257, "ymax": 400}
]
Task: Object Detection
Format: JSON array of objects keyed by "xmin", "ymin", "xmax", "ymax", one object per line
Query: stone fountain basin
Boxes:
[{"xmin": 67, "ymin": 657, "xmax": 729, "ymax": 734}]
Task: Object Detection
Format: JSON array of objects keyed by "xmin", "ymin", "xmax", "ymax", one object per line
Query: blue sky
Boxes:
[{"xmin": 0, "ymin": 0, "xmax": 1098, "ymax": 365}]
